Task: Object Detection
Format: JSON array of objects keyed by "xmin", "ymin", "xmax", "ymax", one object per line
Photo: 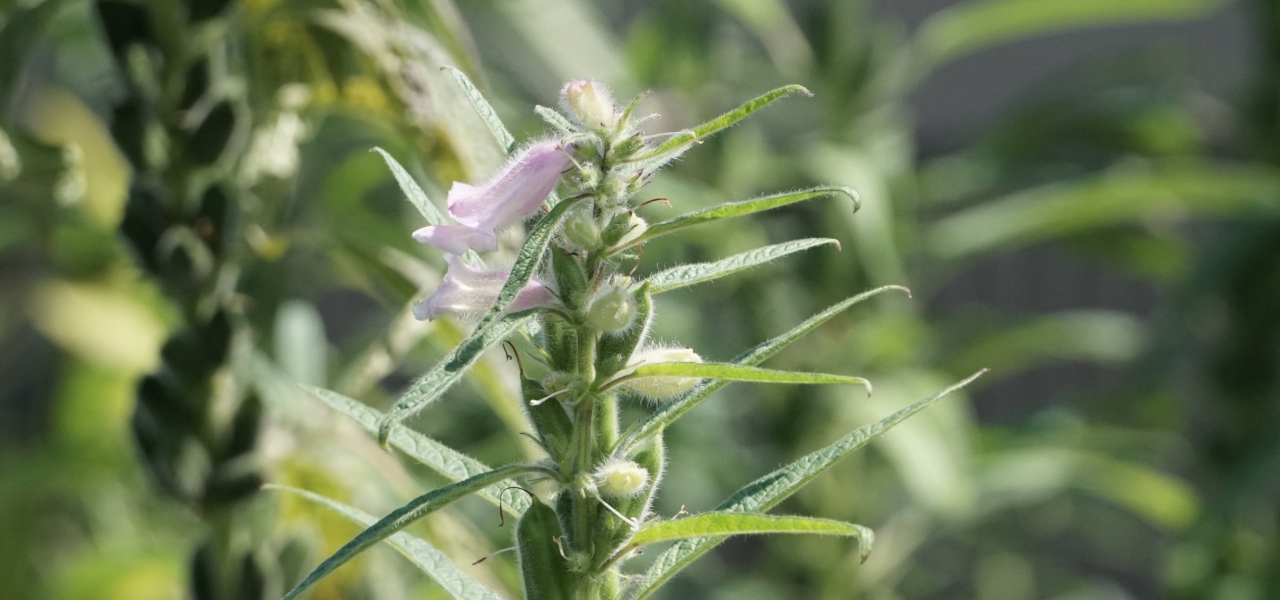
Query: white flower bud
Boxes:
[
  {"xmin": 623, "ymin": 347, "xmax": 702, "ymax": 401},
  {"xmin": 616, "ymin": 214, "xmax": 647, "ymax": 247},
  {"xmin": 594, "ymin": 457, "xmax": 650, "ymax": 498},
  {"xmin": 561, "ymin": 80, "xmax": 617, "ymax": 130},
  {"xmin": 585, "ymin": 284, "xmax": 637, "ymax": 333}
]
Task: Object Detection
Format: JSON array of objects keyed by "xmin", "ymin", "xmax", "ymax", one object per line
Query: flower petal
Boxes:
[
  {"xmin": 412, "ymin": 224, "xmax": 498, "ymax": 255},
  {"xmin": 446, "ymin": 140, "xmax": 571, "ymax": 232}
]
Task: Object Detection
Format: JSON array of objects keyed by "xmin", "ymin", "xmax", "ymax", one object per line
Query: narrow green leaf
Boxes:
[
  {"xmin": 535, "ymin": 105, "xmax": 576, "ymax": 134},
  {"xmin": 269, "ymin": 485, "xmax": 505, "ymax": 600},
  {"xmin": 371, "ymin": 147, "xmax": 449, "ymax": 226},
  {"xmin": 278, "ymin": 464, "xmax": 543, "ymax": 600},
  {"xmin": 377, "ymin": 195, "xmax": 590, "ymax": 445},
  {"xmin": 647, "ymin": 84, "xmax": 812, "ymax": 158},
  {"xmin": 634, "ymin": 370, "xmax": 987, "ymax": 599},
  {"xmin": 302, "ymin": 385, "xmax": 531, "ymax": 515},
  {"xmin": 644, "ymin": 238, "xmax": 838, "ymax": 294},
  {"xmin": 608, "ymin": 363, "xmax": 871, "ymax": 395},
  {"xmin": 442, "ymin": 65, "xmax": 517, "ymax": 154},
  {"xmin": 626, "ymin": 513, "xmax": 872, "ymax": 558},
  {"xmin": 612, "ymin": 186, "xmax": 858, "ymax": 253},
  {"xmin": 620, "ymin": 285, "xmax": 911, "ymax": 449},
  {"xmin": 917, "ymin": 0, "xmax": 1223, "ymax": 67}
]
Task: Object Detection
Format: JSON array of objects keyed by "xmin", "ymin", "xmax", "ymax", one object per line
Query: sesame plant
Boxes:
[{"xmin": 275, "ymin": 74, "xmax": 985, "ymax": 600}]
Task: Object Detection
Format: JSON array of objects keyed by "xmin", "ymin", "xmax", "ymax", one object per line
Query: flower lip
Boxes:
[
  {"xmin": 414, "ymin": 254, "xmax": 550, "ymax": 321},
  {"xmin": 412, "ymin": 140, "xmax": 572, "ymax": 255}
]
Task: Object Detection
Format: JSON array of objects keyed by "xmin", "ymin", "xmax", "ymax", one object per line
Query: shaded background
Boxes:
[{"xmin": 2, "ymin": 0, "xmax": 1279, "ymax": 599}]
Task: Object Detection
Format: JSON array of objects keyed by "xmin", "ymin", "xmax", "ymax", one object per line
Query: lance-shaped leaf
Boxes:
[
  {"xmin": 641, "ymin": 85, "xmax": 812, "ymax": 160},
  {"xmin": 619, "ymin": 286, "xmax": 911, "ymax": 450},
  {"xmin": 269, "ymin": 485, "xmax": 505, "ymax": 600},
  {"xmin": 633, "ymin": 370, "xmax": 987, "ymax": 599},
  {"xmin": 620, "ymin": 513, "xmax": 872, "ymax": 561},
  {"xmin": 372, "ymin": 147, "xmax": 449, "ymax": 226},
  {"xmin": 604, "ymin": 362, "xmax": 871, "ymax": 395},
  {"xmin": 644, "ymin": 238, "xmax": 838, "ymax": 294},
  {"xmin": 535, "ymin": 105, "xmax": 576, "ymax": 134},
  {"xmin": 377, "ymin": 195, "xmax": 589, "ymax": 445},
  {"xmin": 280, "ymin": 464, "xmax": 548, "ymax": 600},
  {"xmin": 612, "ymin": 186, "xmax": 858, "ymax": 253},
  {"xmin": 442, "ymin": 65, "xmax": 516, "ymax": 154},
  {"xmin": 303, "ymin": 385, "xmax": 531, "ymax": 515}
]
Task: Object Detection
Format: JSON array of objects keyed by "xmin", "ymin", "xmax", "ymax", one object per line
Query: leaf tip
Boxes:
[{"xmin": 861, "ymin": 379, "xmax": 873, "ymax": 397}]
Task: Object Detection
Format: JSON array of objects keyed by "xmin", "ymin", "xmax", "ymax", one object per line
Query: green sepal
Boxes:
[
  {"xmin": 541, "ymin": 315, "xmax": 579, "ymax": 373},
  {"xmin": 599, "ymin": 211, "xmax": 635, "ymax": 247},
  {"xmin": 551, "ymin": 248, "xmax": 589, "ymax": 311},
  {"xmin": 517, "ymin": 500, "xmax": 579, "ymax": 600},
  {"xmin": 522, "ymin": 378, "xmax": 574, "ymax": 464},
  {"xmin": 595, "ymin": 283, "xmax": 651, "ymax": 380}
]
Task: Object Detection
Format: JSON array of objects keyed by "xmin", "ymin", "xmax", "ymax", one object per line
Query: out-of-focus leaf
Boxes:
[
  {"xmin": 28, "ymin": 279, "xmax": 167, "ymax": 372},
  {"xmin": 269, "ymin": 485, "xmax": 505, "ymax": 600},
  {"xmin": 949, "ymin": 310, "xmax": 1147, "ymax": 377},
  {"xmin": 376, "ymin": 195, "xmax": 588, "ymax": 445},
  {"xmin": 622, "ymin": 286, "xmax": 911, "ymax": 448},
  {"xmin": 634, "ymin": 371, "xmax": 985, "ymax": 599},
  {"xmin": 644, "ymin": 238, "xmax": 839, "ymax": 294},
  {"xmin": 916, "ymin": 0, "xmax": 1225, "ymax": 67},
  {"xmin": 277, "ymin": 463, "xmax": 540, "ymax": 600},
  {"xmin": 274, "ymin": 300, "xmax": 328, "ymax": 387},
  {"xmin": 926, "ymin": 164, "xmax": 1280, "ymax": 259}
]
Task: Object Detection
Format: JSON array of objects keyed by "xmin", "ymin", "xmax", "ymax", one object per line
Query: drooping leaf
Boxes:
[
  {"xmin": 612, "ymin": 186, "xmax": 858, "ymax": 253},
  {"xmin": 303, "ymin": 385, "xmax": 531, "ymax": 515},
  {"xmin": 916, "ymin": 0, "xmax": 1224, "ymax": 67},
  {"xmin": 376, "ymin": 195, "xmax": 589, "ymax": 445},
  {"xmin": 279, "ymin": 464, "xmax": 545, "ymax": 600},
  {"xmin": 633, "ymin": 370, "xmax": 987, "ymax": 599},
  {"xmin": 607, "ymin": 362, "xmax": 871, "ymax": 395},
  {"xmin": 268, "ymin": 485, "xmax": 505, "ymax": 600},
  {"xmin": 619, "ymin": 286, "xmax": 911, "ymax": 449},
  {"xmin": 442, "ymin": 65, "xmax": 517, "ymax": 154},
  {"xmin": 371, "ymin": 147, "xmax": 449, "ymax": 226},
  {"xmin": 624, "ymin": 513, "xmax": 872, "ymax": 559},
  {"xmin": 644, "ymin": 238, "xmax": 839, "ymax": 294}
]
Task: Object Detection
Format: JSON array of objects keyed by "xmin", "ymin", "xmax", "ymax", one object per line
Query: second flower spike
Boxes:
[{"xmin": 413, "ymin": 140, "xmax": 572, "ymax": 254}]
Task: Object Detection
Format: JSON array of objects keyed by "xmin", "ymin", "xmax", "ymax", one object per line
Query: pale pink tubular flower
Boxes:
[
  {"xmin": 412, "ymin": 140, "xmax": 572, "ymax": 254},
  {"xmin": 414, "ymin": 254, "xmax": 550, "ymax": 321}
]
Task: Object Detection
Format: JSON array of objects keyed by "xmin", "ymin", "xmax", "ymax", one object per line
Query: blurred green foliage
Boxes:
[{"xmin": 2, "ymin": 0, "xmax": 1278, "ymax": 599}]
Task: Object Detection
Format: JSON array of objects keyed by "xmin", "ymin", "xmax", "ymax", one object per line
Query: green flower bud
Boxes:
[
  {"xmin": 563, "ymin": 209, "xmax": 601, "ymax": 251},
  {"xmin": 585, "ymin": 284, "xmax": 637, "ymax": 333},
  {"xmin": 594, "ymin": 457, "xmax": 650, "ymax": 498},
  {"xmin": 561, "ymin": 80, "xmax": 617, "ymax": 130},
  {"xmin": 623, "ymin": 347, "xmax": 702, "ymax": 401}
]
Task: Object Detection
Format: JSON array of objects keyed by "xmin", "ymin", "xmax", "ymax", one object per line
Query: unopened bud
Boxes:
[
  {"xmin": 585, "ymin": 284, "xmax": 637, "ymax": 333},
  {"xmin": 561, "ymin": 80, "xmax": 617, "ymax": 130},
  {"xmin": 594, "ymin": 457, "xmax": 650, "ymax": 498},
  {"xmin": 624, "ymin": 347, "xmax": 702, "ymax": 400},
  {"xmin": 563, "ymin": 209, "xmax": 601, "ymax": 251},
  {"xmin": 617, "ymin": 214, "xmax": 647, "ymax": 246}
]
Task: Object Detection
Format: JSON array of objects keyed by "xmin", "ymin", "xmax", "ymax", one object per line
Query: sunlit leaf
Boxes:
[
  {"xmin": 269, "ymin": 485, "xmax": 505, "ymax": 600},
  {"xmin": 644, "ymin": 238, "xmax": 839, "ymax": 294},
  {"xmin": 625, "ymin": 512, "xmax": 872, "ymax": 560},
  {"xmin": 608, "ymin": 362, "xmax": 871, "ymax": 395}
]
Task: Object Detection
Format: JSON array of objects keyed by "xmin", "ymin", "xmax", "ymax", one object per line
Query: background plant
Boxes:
[{"xmin": 2, "ymin": 0, "xmax": 1278, "ymax": 599}]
